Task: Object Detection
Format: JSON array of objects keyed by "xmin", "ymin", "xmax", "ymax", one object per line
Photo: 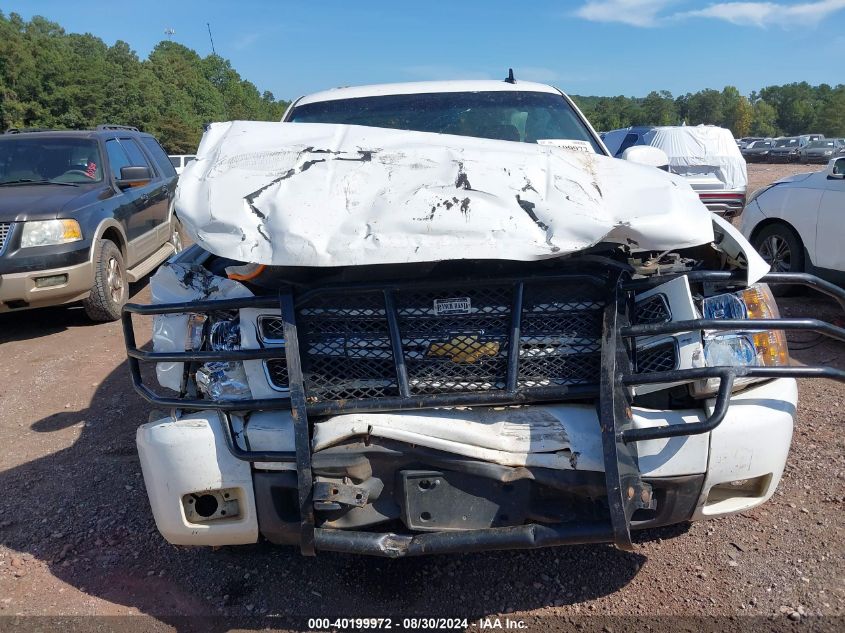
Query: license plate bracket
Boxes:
[{"xmin": 399, "ymin": 470, "xmax": 529, "ymax": 531}]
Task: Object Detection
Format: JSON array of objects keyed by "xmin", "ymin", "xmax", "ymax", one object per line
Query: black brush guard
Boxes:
[{"xmin": 122, "ymin": 271, "xmax": 845, "ymax": 557}]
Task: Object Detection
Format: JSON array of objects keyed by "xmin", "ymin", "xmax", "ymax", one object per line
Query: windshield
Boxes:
[
  {"xmin": 289, "ymin": 91, "xmax": 603, "ymax": 152},
  {"xmin": 750, "ymin": 140, "xmax": 773, "ymax": 149},
  {"xmin": 0, "ymin": 137, "xmax": 103, "ymax": 184},
  {"xmin": 774, "ymin": 138, "xmax": 798, "ymax": 147}
]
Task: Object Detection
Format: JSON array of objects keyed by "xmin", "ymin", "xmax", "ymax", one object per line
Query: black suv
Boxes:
[{"xmin": 0, "ymin": 125, "xmax": 180, "ymax": 321}]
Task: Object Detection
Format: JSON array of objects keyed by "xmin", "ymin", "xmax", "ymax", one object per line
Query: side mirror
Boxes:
[
  {"xmin": 622, "ymin": 145, "xmax": 670, "ymax": 169},
  {"xmin": 827, "ymin": 157, "xmax": 845, "ymax": 179},
  {"xmin": 116, "ymin": 165, "xmax": 152, "ymax": 188}
]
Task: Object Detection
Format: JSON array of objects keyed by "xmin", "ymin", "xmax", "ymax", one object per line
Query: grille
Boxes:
[
  {"xmin": 263, "ymin": 357, "xmax": 289, "ymax": 391},
  {"xmin": 297, "ymin": 292, "xmax": 398, "ymax": 400},
  {"xmin": 634, "ymin": 293, "xmax": 670, "ymax": 324},
  {"xmin": 262, "ymin": 280, "xmax": 611, "ymax": 402},
  {"xmin": 397, "ymin": 286, "xmax": 513, "ymax": 394},
  {"xmin": 259, "ymin": 315, "xmax": 286, "ymax": 342},
  {"xmin": 635, "ymin": 342, "xmax": 678, "ymax": 374},
  {"xmin": 517, "ymin": 282, "xmax": 604, "ymax": 389},
  {"xmin": 0, "ymin": 223, "xmax": 10, "ymax": 253}
]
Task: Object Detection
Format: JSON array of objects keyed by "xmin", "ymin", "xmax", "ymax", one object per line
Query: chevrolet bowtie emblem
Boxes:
[{"xmin": 426, "ymin": 335, "xmax": 500, "ymax": 364}]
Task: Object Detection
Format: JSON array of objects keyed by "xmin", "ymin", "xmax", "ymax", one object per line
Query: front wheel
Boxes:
[
  {"xmin": 170, "ymin": 215, "xmax": 186, "ymax": 253},
  {"xmin": 752, "ymin": 223, "xmax": 804, "ymax": 296},
  {"xmin": 83, "ymin": 239, "xmax": 128, "ymax": 321}
]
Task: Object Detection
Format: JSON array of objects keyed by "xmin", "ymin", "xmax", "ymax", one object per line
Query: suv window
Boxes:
[
  {"xmin": 142, "ymin": 138, "xmax": 177, "ymax": 177},
  {"xmin": 289, "ymin": 91, "xmax": 602, "ymax": 152},
  {"xmin": 120, "ymin": 138, "xmax": 153, "ymax": 172},
  {"xmin": 105, "ymin": 139, "xmax": 132, "ymax": 177},
  {"xmin": 169, "ymin": 156, "xmax": 181, "ymax": 168}
]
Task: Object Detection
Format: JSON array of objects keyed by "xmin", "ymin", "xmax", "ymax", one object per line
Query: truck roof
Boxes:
[{"xmin": 294, "ymin": 79, "xmax": 563, "ymax": 106}]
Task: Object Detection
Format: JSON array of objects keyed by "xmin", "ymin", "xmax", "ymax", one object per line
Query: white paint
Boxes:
[
  {"xmin": 177, "ymin": 121, "xmax": 715, "ymax": 267},
  {"xmin": 740, "ymin": 162, "xmax": 845, "ymax": 274},
  {"xmin": 712, "ymin": 213, "xmax": 771, "ymax": 284},
  {"xmin": 693, "ymin": 377, "xmax": 797, "ymax": 518},
  {"xmin": 292, "ymin": 79, "xmax": 562, "ymax": 107},
  {"xmin": 136, "ymin": 411, "xmax": 259, "ymax": 545}
]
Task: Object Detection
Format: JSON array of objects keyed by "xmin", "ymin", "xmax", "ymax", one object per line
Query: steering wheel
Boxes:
[{"xmin": 61, "ymin": 169, "xmax": 96, "ymax": 179}]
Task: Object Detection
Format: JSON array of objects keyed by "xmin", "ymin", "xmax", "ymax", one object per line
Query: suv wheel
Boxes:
[
  {"xmin": 753, "ymin": 224, "xmax": 804, "ymax": 296},
  {"xmin": 83, "ymin": 239, "xmax": 128, "ymax": 321},
  {"xmin": 171, "ymin": 215, "xmax": 186, "ymax": 253}
]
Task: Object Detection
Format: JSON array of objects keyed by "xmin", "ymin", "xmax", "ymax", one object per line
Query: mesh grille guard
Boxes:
[{"xmin": 122, "ymin": 270, "xmax": 845, "ymax": 555}]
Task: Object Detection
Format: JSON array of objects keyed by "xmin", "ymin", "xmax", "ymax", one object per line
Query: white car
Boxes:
[
  {"xmin": 168, "ymin": 154, "xmax": 196, "ymax": 175},
  {"xmin": 122, "ymin": 80, "xmax": 845, "ymax": 557},
  {"xmin": 741, "ymin": 157, "xmax": 845, "ymax": 285}
]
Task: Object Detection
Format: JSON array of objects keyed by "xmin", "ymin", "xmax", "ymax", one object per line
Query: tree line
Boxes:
[
  {"xmin": 0, "ymin": 12, "xmax": 290, "ymax": 153},
  {"xmin": 1, "ymin": 12, "xmax": 843, "ymax": 153},
  {"xmin": 572, "ymin": 83, "xmax": 845, "ymax": 138}
]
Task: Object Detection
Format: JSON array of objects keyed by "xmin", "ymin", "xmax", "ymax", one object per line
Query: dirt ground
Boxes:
[{"xmin": 0, "ymin": 162, "xmax": 842, "ymax": 631}]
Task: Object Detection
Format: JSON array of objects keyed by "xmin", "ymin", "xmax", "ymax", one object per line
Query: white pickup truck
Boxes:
[{"xmin": 122, "ymin": 79, "xmax": 845, "ymax": 557}]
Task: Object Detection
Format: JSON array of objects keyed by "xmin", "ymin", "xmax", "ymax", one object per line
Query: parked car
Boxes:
[
  {"xmin": 0, "ymin": 125, "xmax": 180, "ymax": 320},
  {"xmin": 799, "ymin": 139, "xmax": 845, "ymax": 163},
  {"xmin": 602, "ymin": 125, "xmax": 747, "ymax": 217},
  {"xmin": 742, "ymin": 139, "xmax": 774, "ymax": 162},
  {"xmin": 737, "ymin": 136, "xmax": 763, "ymax": 150},
  {"xmin": 168, "ymin": 154, "xmax": 196, "ymax": 175},
  {"xmin": 122, "ymin": 79, "xmax": 844, "ymax": 558},
  {"xmin": 767, "ymin": 137, "xmax": 802, "ymax": 163},
  {"xmin": 798, "ymin": 133, "xmax": 825, "ymax": 146},
  {"xmin": 741, "ymin": 157, "xmax": 845, "ymax": 285}
]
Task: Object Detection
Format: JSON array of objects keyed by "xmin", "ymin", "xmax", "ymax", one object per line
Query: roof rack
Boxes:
[
  {"xmin": 3, "ymin": 127, "xmax": 58, "ymax": 134},
  {"xmin": 96, "ymin": 124, "xmax": 139, "ymax": 132}
]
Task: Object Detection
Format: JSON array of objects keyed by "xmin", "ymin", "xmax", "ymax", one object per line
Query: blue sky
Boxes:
[{"xmin": 3, "ymin": 1, "xmax": 844, "ymax": 100}]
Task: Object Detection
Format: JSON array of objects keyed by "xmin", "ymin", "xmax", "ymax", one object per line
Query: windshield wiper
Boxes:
[{"xmin": 0, "ymin": 179, "xmax": 78, "ymax": 187}]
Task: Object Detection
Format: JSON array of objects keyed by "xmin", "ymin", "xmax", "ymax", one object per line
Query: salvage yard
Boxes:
[{"xmin": 0, "ymin": 162, "xmax": 842, "ymax": 628}]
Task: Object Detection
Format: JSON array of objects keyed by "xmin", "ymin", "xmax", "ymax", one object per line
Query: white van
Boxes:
[{"xmin": 168, "ymin": 154, "xmax": 196, "ymax": 175}]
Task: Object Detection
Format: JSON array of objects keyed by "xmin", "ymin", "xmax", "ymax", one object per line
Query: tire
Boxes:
[
  {"xmin": 752, "ymin": 223, "xmax": 805, "ymax": 296},
  {"xmin": 170, "ymin": 215, "xmax": 185, "ymax": 253},
  {"xmin": 83, "ymin": 239, "xmax": 128, "ymax": 322},
  {"xmin": 170, "ymin": 214, "xmax": 192, "ymax": 253}
]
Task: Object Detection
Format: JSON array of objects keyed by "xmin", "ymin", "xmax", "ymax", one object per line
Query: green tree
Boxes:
[
  {"xmin": 750, "ymin": 100, "xmax": 779, "ymax": 137},
  {"xmin": 642, "ymin": 90, "xmax": 677, "ymax": 126},
  {"xmin": 686, "ymin": 89, "xmax": 724, "ymax": 125},
  {"xmin": 814, "ymin": 88, "xmax": 845, "ymax": 137}
]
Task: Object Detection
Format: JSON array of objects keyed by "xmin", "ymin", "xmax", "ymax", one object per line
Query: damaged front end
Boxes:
[
  {"xmin": 122, "ymin": 246, "xmax": 845, "ymax": 557},
  {"xmin": 121, "ymin": 122, "xmax": 845, "ymax": 557}
]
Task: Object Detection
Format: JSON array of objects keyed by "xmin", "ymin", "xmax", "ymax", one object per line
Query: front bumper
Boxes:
[
  {"xmin": 123, "ymin": 270, "xmax": 845, "ymax": 556},
  {"xmin": 0, "ymin": 259, "xmax": 93, "ymax": 311},
  {"xmin": 136, "ymin": 377, "xmax": 797, "ymax": 554}
]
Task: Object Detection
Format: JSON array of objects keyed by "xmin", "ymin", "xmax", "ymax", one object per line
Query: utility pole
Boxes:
[{"xmin": 207, "ymin": 22, "xmax": 217, "ymax": 56}]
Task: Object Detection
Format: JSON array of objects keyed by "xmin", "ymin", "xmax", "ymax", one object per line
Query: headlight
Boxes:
[
  {"xmin": 20, "ymin": 219, "xmax": 82, "ymax": 248},
  {"xmin": 693, "ymin": 284, "xmax": 788, "ymax": 397},
  {"xmin": 824, "ymin": 150, "xmax": 833, "ymax": 155},
  {"xmin": 187, "ymin": 313, "xmax": 253, "ymax": 401},
  {"xmin": 702, "ymin": 284, "xmax": 789, "ymax": 368}
]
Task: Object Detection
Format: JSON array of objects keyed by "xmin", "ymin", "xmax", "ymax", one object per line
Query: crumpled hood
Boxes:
[{"xmin": 176, "ymin": 121, "xmax": 715, "ymax": 267}]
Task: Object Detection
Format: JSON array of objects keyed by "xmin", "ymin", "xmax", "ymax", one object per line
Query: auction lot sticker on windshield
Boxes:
[
  {"xmin": 434, "ymin": 297, "xmax": 472, "ymax": 316},
  {"xmin": 537, "ymin": 139, "xmax": 594, "ymax": 153}
]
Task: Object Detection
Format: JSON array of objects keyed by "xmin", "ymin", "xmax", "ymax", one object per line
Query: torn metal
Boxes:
[{"xmin": 176, "ymin": 121, "xmax": 716, "ymax": 267}]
